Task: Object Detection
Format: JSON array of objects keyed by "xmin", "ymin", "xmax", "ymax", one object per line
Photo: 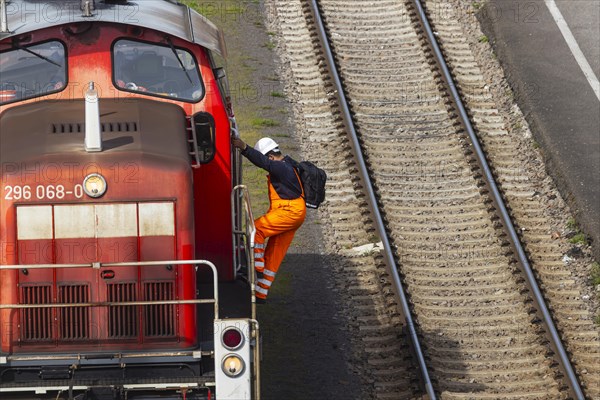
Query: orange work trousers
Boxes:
[{"xmin": 254, "ymin": 177, "xmax": 306, "ymax": 299}]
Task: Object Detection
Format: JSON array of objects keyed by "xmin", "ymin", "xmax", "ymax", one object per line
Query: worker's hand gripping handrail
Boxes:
[{"xmin": 230, "ymin": 116, "xmax": 240, "ymax": 139}]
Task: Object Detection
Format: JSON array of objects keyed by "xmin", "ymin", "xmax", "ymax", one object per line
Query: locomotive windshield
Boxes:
[
  {"xmin": 113, "ymin": 39, "xmax": 203, "ymax": 102},
  {"xmin": 0, "ymin": 41, "xmax": 67, "ymax": 105}
]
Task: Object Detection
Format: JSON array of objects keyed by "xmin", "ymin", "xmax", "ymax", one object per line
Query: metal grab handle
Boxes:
[
  {"xmin": 232, "ymin": 185, "xmax": 256, "ymax": 247},
  {"xmin": 231, "ymin": 185, "xmax": 258, "ymax": 317},
  {"xmin": 230, "ymin": 116, "xmax": 240, "ymax": 139}
]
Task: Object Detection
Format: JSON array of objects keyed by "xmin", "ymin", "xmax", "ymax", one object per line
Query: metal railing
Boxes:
[
  {"xmin": 231, "ymin": 184, "xmax": 257, "ymax": 317},
  {"xmin": 232, "ymin": 185, "xmax": 257, "ymax": 267},
  {"xmin": 0, "ymin": 260, "xmax": 219, "ymax": 319}
]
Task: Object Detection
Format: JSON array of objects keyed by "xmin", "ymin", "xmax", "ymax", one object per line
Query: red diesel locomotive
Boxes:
[{"xmin": 0, "ymin": 1, "xmax": 259, "ymax": 399}]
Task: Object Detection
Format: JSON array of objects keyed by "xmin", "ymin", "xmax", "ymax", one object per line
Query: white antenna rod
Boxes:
[
  {"xmin": 81, "ymin": 0, "xmax": 95, "ymax": 17},
  {"xmin": 85, "ymin": 82, "xmax": 103, "ymax": 152},
  {"xmin": 1, "ymin": 0, "xmax": 9, "ymax": 33}
]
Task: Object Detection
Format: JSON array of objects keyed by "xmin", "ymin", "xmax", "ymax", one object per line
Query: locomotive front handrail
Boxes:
[
  {"xmin": 0, "ymin": 299, "xmax": 214, "ymax": 309},
  {"xmin": 5, "ymin": 351, "xmax": 208, "ymax": 362},
  {"xmin": 0, "ymin": 259, "xmax": 219, "ymax": 319}
]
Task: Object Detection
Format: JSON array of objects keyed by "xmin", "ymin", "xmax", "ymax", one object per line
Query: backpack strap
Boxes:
[{"xmin": 292, "ymin": 165, "xmax": 305, "ymax": 199}]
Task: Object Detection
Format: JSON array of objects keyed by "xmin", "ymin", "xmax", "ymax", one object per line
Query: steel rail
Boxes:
[
  {"xmin": 410, "ymin": 0, "xmax": 584, "ymax": 398},
  {"xmin": 307, "ymin": 1, "xmax": 436, "ymax": 398}
]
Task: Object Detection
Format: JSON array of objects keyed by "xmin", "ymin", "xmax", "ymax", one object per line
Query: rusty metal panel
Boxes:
[
  {"xmin": 138, "ymin": 202, "xmax": 174, "ymax": 237},
  {"xmin": 54, "ymin": 205, "xmax": 96, "ymax": 239},
  {"xmin": 16, "ymin": 206, "xmax": 53, "ymax": 240},
  {"xmin": 95, "ymin": 204, "xmax": 137, "ymax": 238}
]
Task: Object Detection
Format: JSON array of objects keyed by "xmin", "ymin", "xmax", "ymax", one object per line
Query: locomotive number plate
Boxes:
[{"xmin": 3, "ymin": 184, "xmax": 85, "ymax": 201}]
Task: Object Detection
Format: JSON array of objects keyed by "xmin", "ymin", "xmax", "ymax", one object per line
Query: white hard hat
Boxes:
[{"xmin": 254, "ymin": 137, "xmax": 279, "ymax": 155}]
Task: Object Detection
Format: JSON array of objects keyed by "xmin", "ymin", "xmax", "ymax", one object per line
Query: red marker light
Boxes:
[{"xmin": 222, "ymin": 328, "xmax": 243, "ymax": 349}]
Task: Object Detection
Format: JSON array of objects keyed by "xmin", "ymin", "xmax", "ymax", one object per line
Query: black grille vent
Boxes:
[
  {"xmin": 101, "ymin": 121, "xmax": 138, "ymax": 133},
  {"xmin": 107, "ymin": 283, "xmax": 138, "ymax": 338},
  {"xmin": 58, "ymin": 285, "xmax": 90, "ymax": 340},
  {"xmin": 51, "ymin": 122, "xmax": 138, "ymax": 134},
  {"xmin": 144, "ymin": 281, "xmax": 175, "ymax": 337},
  {"xmin": 20, "ymin": 285, "xmax": 52, "ymax": 341},
  {"xmin": 51, "ymin": 123, "xmax": 82, "ymax": 134}
]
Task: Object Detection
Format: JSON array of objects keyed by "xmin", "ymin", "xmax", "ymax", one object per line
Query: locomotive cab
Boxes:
[{"xmin": 0, "ymin": 1, "xmax": 259, "ymax": 399}]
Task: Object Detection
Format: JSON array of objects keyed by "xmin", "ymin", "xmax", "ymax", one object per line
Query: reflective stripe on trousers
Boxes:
[{"xmin": 254, "ymin": 175, "xmax": 306, "ymax": 299}]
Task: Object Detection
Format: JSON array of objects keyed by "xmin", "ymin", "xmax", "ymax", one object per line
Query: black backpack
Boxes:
[{"xmin": 292, "ymin": 160, "xmax": 327, "ymax": 209}]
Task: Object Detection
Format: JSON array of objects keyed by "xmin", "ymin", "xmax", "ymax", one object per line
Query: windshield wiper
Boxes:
[
  {"xmin": 13, "ymin": 42, "xmax": 62, "ymax": 68},
  {"xmin": 166, "ymin": 37, "xmax": 192, "ymax": 84}
]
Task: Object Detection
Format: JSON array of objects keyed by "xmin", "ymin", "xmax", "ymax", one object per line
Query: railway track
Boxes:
[{"xmin": 265, "ymin": 0, "xmax": 599, "ymax": 398}]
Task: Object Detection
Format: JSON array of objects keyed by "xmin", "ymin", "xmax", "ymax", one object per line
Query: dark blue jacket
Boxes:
[{"xmin": 241, "ymin": 145, "xmax": 303, "ymax": 200}]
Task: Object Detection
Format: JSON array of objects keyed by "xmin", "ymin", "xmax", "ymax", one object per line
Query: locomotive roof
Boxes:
[{"xmin": 0, "ymin": 0, "xmax": 226, "ymax": 56}]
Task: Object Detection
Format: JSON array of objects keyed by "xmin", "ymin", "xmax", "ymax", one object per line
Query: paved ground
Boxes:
[
  {"xmin": 479, "ymin": 0, "xmax": 600, "ymax": 258},
  {"xmin": 555, "ymin": 0, "xmax": 600, "ymax": 77},
  {"xmin": 257, "ymin": 216, "xmax": 363, "ymax": 400}
]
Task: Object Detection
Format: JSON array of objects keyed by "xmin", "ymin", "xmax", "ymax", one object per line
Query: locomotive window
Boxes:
[
  {"xmin": 0, "ymin": 41, "xmax": 67, "ymax": 105},
  {"xmin": 112, "ymin": 39, "xmax": 203, "ymax": 102}
]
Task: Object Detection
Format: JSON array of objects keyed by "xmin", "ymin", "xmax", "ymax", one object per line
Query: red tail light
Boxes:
[{"xmin": 222, "ymin": 328, "xmax": 243, "ymax": 350}]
